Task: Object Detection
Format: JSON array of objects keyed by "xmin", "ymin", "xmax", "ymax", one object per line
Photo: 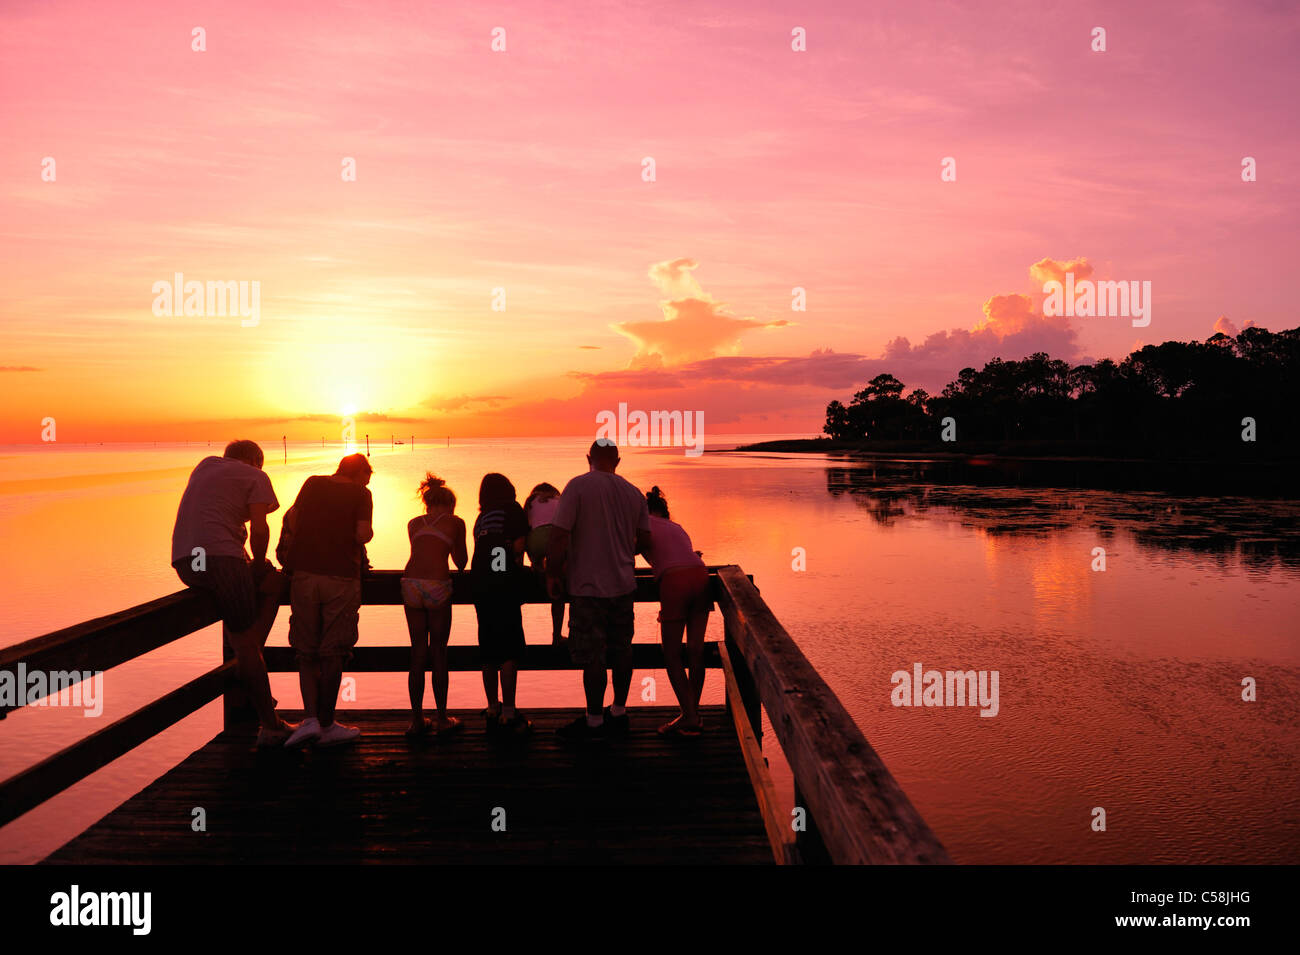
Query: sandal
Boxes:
[
  {"xmin": 404, "ymin": 718, "xmax": 434, "ymax": 739},
  {"xmin": 657, "ymin": 718, "xmax": 702, "ymax": 738},
  {"xmin": 435, "ymin": 716, "xmax": 463, "ymax": 737}
]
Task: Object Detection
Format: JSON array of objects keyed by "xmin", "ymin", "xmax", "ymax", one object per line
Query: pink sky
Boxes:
[{"xmin": 1, "ymin": 0, "xmax": 1296, "ymax": 441}]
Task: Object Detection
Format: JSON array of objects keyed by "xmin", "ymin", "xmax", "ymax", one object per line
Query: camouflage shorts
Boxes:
[{"xmin": 567, "ymin": 592, "xmax": 635, "ymax": 669}]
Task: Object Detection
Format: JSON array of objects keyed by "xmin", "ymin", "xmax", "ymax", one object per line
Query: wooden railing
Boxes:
[
  {"xmin": 0, "ymin": 565, "xmax": 949, "ymax": 864},
  {"xmin": 714, "ymin": 567, "xmax": 951, "ymax": 864}
]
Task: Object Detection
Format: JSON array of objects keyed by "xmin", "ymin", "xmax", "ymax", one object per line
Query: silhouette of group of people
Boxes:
[{"xmin": 170, "ymin": 438, "xmax": 711, "ymax": 749}]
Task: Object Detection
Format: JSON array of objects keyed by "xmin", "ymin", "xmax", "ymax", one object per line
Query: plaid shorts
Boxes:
[
  {"xmin": 174, "ymin": 556, "xmax": 258, "ymax": 632},
  {"xmin": 567, "ymin": 592, "xmax": 635, "ymax": 669}
]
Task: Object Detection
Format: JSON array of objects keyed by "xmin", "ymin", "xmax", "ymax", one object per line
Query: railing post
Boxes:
[
  {"xmin": 723, "ymin": 624, "xmax": 761, "ymax": 747},
  {"xmin": 792, "ymin": 783, "xmax": 832, "ymax": 865},
  {"xmin": 714, "ymin": 564, "xmax": 952, "ymax": 863},
  {"xmin": 220, "ymin": 625, "xmax": 256, "ymax": 732}
]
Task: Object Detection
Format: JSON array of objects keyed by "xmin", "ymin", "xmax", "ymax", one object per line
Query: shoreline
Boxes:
[{"xmin": 721, "ymin": 438, "xmax": 1298, "ymax": 497}]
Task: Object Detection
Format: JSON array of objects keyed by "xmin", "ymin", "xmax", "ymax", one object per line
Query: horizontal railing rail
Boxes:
[
  {"xmin": 0, "ymin": 664, "xmax": 232, "ymax": 829},
  {"xmin": 0, "ymin": 568, "xmax": 735, "ymax": 834},
  {"xmin": 0, "ymin": 591, "xmax": 221, "ymax": 707},
  {"xmin": 2, "ymin": 562, "xmax": 950, "ymax": 867},
  {"xmin": 0, "ymin": 567, "xmax": 746, "ymax": 718},
  {"xmin": 260, "ymin": 643, "xmax": 720, "ymax": 673}
]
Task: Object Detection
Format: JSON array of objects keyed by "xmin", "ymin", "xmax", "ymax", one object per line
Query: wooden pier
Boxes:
[{"xmin": 0, "ymin": 567, "xmax": 950, "ymax": 865}]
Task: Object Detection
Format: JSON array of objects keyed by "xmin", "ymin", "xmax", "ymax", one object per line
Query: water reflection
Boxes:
[{"xmin": 825, "ymin": 465, "xmax": 1300, "ymax": 570}]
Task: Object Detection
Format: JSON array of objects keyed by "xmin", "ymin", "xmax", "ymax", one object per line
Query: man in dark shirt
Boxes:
[{"xmin": 281, "ymin": 453, "xmax": 374, "ymax": 748}]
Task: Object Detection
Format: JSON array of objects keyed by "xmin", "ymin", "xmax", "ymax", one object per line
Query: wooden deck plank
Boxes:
[{"xmin": 43, "ymin": 707, "xmax": 773, "ymax": 865}]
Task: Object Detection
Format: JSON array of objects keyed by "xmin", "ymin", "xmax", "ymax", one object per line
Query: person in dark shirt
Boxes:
[
  {"xmin": 280, "ymin": 453, "xmax": 374, "ymax": 748},
  {"xmin": 471, "ymin": 472, "xmax": 530, "ymax": 734}
]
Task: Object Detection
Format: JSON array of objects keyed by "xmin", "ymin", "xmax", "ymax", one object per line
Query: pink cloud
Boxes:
[
  {"xmin": 612, "ymin": 258, "xmax": 790, "ymax": 363},
  {"xmin": 463, "ymin": 256, "xmax": 1094, "ymax": 432}
]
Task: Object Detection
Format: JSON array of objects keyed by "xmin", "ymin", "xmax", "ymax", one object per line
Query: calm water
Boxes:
[{"xmin": 1, "ymin": 439, "xmax": 1297, "ymax": 864}]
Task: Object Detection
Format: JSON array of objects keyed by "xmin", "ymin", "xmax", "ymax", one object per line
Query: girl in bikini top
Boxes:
[
  {"xmin": 412, "ymin": 512, "xmax": 456, "ymax": 546},
  {"xmin": 404, "ymin": 475, "xmax": 468, "ymax": 579}
]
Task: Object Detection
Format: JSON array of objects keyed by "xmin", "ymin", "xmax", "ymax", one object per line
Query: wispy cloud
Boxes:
[{"xmin": 424, "ymin": 394, "xmax": 512, "ymax": 412}]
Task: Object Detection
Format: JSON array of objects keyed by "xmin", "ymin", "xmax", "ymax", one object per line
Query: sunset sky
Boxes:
[{"xmin": 1, "ymin": 0, "xmax": 1296, "ymax": 442}]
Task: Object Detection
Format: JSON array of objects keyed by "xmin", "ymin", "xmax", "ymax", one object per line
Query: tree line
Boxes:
[{"xmin": 823, "ymin": 325, "xmax": 1300, "ymax": 453}]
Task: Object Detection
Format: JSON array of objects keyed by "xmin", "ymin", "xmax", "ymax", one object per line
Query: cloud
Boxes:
[
  {"xmin": 418, "ymin": 255, "xmax": 1099, "ymax": 434},
  {"xmin": 673, "ymin": 350, "xmax": 877, "ymax": 390},
  {"xmin": 976, "ymin": 292, "xmax": 1039, "ymax": 335},
  {"xmin": 647, "ymin": 257, "xmax": 706, "ymax": 299},
  {"xmin": 1212, "ymin": 315, "xmax": 1258, "ymax": 336},
  {"xmin": 611, "ymin": 258, "xmax": 789, "ymax": 363},
  {"xmin": 225, "ymin": 412, "xmax": 429, "ymax": 425},
  {"xmin": 0, "ymin": 366, "xmax": 41, "ymax": 372},
  {"xmin": 876, "ymin": 323, "xmax": 1079, "ymax": 389},
  {"xmin": 579, "ymin": 256, "xmax": 1096, "ymax": 400},
  {"xmin": 1028, "ymin": 256, "xmax": 1094, "ymax": 287},
  {"xmin": 942, "ymin": 255, "xmax": 1094, "ymax": 363},
  {"xmin": 424, "ymin": 393, "xmax": 511, "ymax": 412},
  {"xmin": 569, "ymin": 365, "xmax": 688, "ymax": 390}
]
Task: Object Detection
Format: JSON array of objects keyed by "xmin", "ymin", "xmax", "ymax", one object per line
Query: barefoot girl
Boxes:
[
  {"xmin": 641, "ymin": 486, "xmax": 710, "ymax": 737},
  {"xmin": 401, "ymin": 473, "xmax": 467, "ymax": 737}
]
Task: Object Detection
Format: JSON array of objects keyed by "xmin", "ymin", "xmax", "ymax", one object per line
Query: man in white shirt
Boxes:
[
  {"xmin": 547, "ymin": 440, "xmax": 651, "ymax": 742},
  {"xmin": 172, "ymin": 440, "xmax": 292, "ymax": 747}
]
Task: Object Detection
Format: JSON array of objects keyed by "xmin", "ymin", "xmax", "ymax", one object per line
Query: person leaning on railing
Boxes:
[
  {"xmin": 547, "ymin": 439, "xmax": 652, "ymax": 743},
  {"xmin": 278, "ymin": 453, "xmax": 374, "ymax": 749},
  {"xmin": 171, "ymin": 439, "xmax": 296, "ymax": 747},
  {"xmin": 638, "ymin": 486, "xmax": 711, "ymax": 737}
]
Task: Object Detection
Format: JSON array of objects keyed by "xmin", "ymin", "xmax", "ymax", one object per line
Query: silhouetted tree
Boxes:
[{"xmin": 823, "ymin": 326, "xmax": 1299, "ymax": 454}]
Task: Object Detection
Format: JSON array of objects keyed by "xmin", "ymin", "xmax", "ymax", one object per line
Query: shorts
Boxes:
[
  {"xmin": 475, "ymin": 600, "xmax": 525, "ymax": 666},
  {"xmin": 525, "ymin": 525, "xmax": 551, "ymax": 571},
  {"xmin": 657, "ymin": 565, "xmax": 712, "ymax": 623},
  {"xmin": 174, "ymin": 555, "xmax": 258, "ymax": 632},
  {"xmin": 567, "ymin": 592, "xmax": 635, "ymax": 669},
  {"xmin": 288, "ymin": 571, "xmax": 361, "ymax": 660},
  {"xmin": 401, "ymin": 576, "xmax": 454, "ymax": 611}
]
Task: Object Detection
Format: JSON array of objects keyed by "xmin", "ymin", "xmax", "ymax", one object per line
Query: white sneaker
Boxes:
[
  {"xmin": 317, "ymin": 721, "xmax": 361, "ymax": 747},
  {"xmin": 284, "ymin": 717, "xmax": 321, "ymax": 748}
]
